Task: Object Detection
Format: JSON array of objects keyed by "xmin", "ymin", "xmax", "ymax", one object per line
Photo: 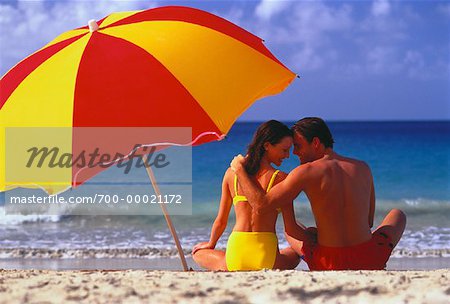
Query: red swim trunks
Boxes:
[{"xmin": 300, "ymin": 232, "xmax": 394, "ymax": 271}]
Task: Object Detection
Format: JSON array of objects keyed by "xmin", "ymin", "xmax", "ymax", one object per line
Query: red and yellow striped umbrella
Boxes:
[{"xmin": 0, "ymin": 6, "xmax": 296, "ymax": 193}]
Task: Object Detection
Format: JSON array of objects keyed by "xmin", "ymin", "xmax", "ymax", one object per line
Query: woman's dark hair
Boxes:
[
  {"xmin": 244, "ymin": 120, "xmax": 293, "ymax": 175},
  {"xmin": 292, "ymin": 117, "xmax": 334, "ymax": 148}
]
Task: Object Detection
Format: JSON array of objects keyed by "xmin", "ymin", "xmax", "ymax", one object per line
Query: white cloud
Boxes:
[
  {"xmin": 350, "ymin": 2, "xmax": 415, "ymax": 77},
  {"xmin": 255, "ymin": 0, "xmax": 290, "ymax": 21},
  {"xmin": 249, "ymin": 0, "xmax": 448, "ymax": 81},
  {"xmin": 366, "ymin": 46, "xmax": 401, "ymax": 74},
  {"xmin": 404, "ymin": 50, "xmax": 424, "ymax": 66},
  {"xmin": 403, "ymin": 49, "xmax": 450, "ymax": 80},
  {"xmin": 437, "ymin": 3, "xmax": 450, "ymax": 17},
  {"xmin": 214, "ymin": 6, "xmax": 245, "ymax": 28},
  {"xmin": 252, "ymin": 1, "xmax": 353, "ymax": 45},
  {"xmin": 371, "ymin": 0, "xmax": 391, "ymax": 17},
  {"xmin": 360, "ymin": 3, "xmax": 408, "ymax": 39},
  {"xmin": 0, "ymin": 0, "xmax": 156, "ymax": 75},
  {"xmin": 251, "ymin": 1, "xmax": 353, "ymax": 72},
  {"xmin": 404, "ymin": 50, "xmax": 425, "ymax": 79},
  {"xmin": 291, "ymin": 46, "xmax": 324, "ymax": 71}
]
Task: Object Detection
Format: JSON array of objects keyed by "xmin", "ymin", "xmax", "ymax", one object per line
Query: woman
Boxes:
[{"xmin": 192, "ymin": 120, "xmax": 311, "ymax": 271}]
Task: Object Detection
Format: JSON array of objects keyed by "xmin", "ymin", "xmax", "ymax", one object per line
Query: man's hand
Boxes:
[
  {"xmin": 230, "ymin": 154, "xmax": 245, "ymax": 173},
  {"xmin": 192, "ymin": 242, "xmax": 215, "ymax": 255},
  {"xmin": 304, "ymin": 227, "xmax": 318, "ymax": 246}
]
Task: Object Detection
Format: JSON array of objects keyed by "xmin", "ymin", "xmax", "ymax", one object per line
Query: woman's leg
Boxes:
[
  {"xmin": 192, "ymin": 249, "xmax": 227, "ymax": 271},
  {"xmin": 273, "ymin": 247, "xmax": 301, "ymax": 270}
]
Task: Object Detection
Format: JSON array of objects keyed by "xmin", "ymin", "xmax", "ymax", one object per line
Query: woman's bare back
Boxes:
[{"xmin": 229, "ymin": 169, "xmax": 285, "ymax": 232}]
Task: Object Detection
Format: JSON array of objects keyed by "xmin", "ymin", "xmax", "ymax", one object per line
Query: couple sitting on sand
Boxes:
[{"xmin": 193, "ymin": 118, "xmax": 406, "ymax": 271}]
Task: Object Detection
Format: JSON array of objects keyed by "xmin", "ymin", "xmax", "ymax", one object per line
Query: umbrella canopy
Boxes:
[
  {"xmin": 0, "ymin": 5, "xmax": 297, "ymax": 271},
  {"xmin": 0, "ymin": 6, "xmax": 295, "ymax": 193}
]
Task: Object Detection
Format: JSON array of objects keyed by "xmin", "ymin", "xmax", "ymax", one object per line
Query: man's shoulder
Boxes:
[
  {"xmin": 335, "ymin": 155, "xmax": 372, "ymax": 177},
  {"xmin": 311, "ymin": 154, "xmax": 372, "ymax": 176},
  {"xmin": 335, "ymin": 154, "xmax": 369, "ymax": 167},
  {"xmin": 345, "ymin": 157, "xmax": 368, "ymax": 167},
  {"xmin": 290, "ymin": 162, "xmax": 316, "ymax": 178}
]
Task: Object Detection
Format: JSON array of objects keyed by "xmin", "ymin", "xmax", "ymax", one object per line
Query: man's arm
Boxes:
[
  {"xmin": 230, "ymin": 155, "xmax": 305, "ymax": 212},
  {"xmin": 281, "ymin": 201, "xmax": 316, "ymax": 244}
]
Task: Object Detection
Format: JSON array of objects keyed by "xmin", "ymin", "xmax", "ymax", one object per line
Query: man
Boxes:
[{"xmin": 230, "ymin": 117, "xmax": 406, "ymax": 270}]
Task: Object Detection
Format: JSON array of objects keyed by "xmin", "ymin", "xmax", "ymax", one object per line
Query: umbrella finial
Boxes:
[{"xmin": 88, "ymin": 19, "xmax": 99, "ymax": 32}]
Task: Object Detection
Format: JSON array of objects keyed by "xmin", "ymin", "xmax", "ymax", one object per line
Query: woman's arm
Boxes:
[{"xmin": 193, "ymin": 169, "xmax": 233, "ymax": 253}]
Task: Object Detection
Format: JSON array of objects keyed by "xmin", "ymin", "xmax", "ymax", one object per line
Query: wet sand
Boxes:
[{"xmin": 1, "ymin": 256, "xmax": 450, "ymax": 271}]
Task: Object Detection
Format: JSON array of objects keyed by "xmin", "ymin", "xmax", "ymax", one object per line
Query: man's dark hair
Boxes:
[{"xmin": 292, "ymin": 117, "xmax": 334, "ymax": 149}]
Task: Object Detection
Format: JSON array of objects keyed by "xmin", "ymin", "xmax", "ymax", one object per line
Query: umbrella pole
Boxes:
[{"xmin": 142, "ymin": 155, "xmax": 189, "ymax": 272}]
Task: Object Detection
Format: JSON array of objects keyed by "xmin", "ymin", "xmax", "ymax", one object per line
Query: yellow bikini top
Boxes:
[{"xmin": 233, "ymin": 170, "xmax": 281, "ymax": 212}]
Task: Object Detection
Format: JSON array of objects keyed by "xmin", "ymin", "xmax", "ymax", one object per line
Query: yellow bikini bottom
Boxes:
[{"xmin": 225, "ymin": 231, "xmax": 278, "ymax": 271}]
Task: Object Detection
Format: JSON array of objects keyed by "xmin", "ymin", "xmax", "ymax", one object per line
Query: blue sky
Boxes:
[{"xmin": 0, "ymin": 0, "xmax": 449, "ymax": 121}]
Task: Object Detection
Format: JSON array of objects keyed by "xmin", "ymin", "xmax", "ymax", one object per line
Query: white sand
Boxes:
[{"xmin": 0, "ymin": 269, "xmax": 448, "ymax": 303}]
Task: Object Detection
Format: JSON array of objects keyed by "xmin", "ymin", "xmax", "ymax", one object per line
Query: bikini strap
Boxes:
[
  {"xmin": 233, "ymin": 174, "xmax": 248, "ymax": 205},
  {"xmin": 266, "ymin": 170, "xmax": 280, "ymax": 192}
]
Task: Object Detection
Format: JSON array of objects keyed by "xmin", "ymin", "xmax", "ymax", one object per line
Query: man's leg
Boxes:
[
  {"xmin": 192, "ymin": 249, "xmax": 227, "ymax": 271},
  {"xmin": 284, "ymin": 231, "xmax": 304, "ymax": 256},
  {"xmin": 372, "ymin": 209, "xmax": 406, "ymax": 247},
  {"xmin": 284, "ymin": 226, "xmax": 318, "ymax": 254},
  {"xmin": 273, "ymin": 247, "xmax": 301, "ymax": 270}
]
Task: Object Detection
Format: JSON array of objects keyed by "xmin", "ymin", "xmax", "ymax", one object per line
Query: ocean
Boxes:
[{"xmin": 0, "ymin": 121, "xmax": 449, "ymax": 258}]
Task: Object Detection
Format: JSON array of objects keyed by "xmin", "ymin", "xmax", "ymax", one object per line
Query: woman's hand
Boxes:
[{"xmin": 192, "ymin": 242, "xmax": 215, "ymax": 255}]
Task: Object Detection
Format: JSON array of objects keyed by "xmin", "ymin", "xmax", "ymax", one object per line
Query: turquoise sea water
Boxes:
[
  {"xmin": 193, "ymin": 121, "xmax": 450, "ymax": 201},
  {"xmin": 0, "ymin": 121, "xmax": 449, "ymax": 254}
]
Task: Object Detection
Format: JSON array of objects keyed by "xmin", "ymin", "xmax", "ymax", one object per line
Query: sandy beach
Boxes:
[
  {"xmin": 1, "ymin": 250, "xmax": 449, "ymax": 303},
  {"xmin": 0, "ymin": 268, "xmax": 448, "ymax": 303}
]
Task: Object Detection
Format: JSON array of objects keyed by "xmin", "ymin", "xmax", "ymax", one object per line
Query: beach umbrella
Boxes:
[{"xmin": 0, "ymin": 6, "xmax": 296, "ymax": 270}]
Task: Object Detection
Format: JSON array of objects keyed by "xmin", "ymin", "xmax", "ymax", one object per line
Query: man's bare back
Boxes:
[{"xmin": 299, "ymin": 152, "xmax": 374, "ymax": 246}]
